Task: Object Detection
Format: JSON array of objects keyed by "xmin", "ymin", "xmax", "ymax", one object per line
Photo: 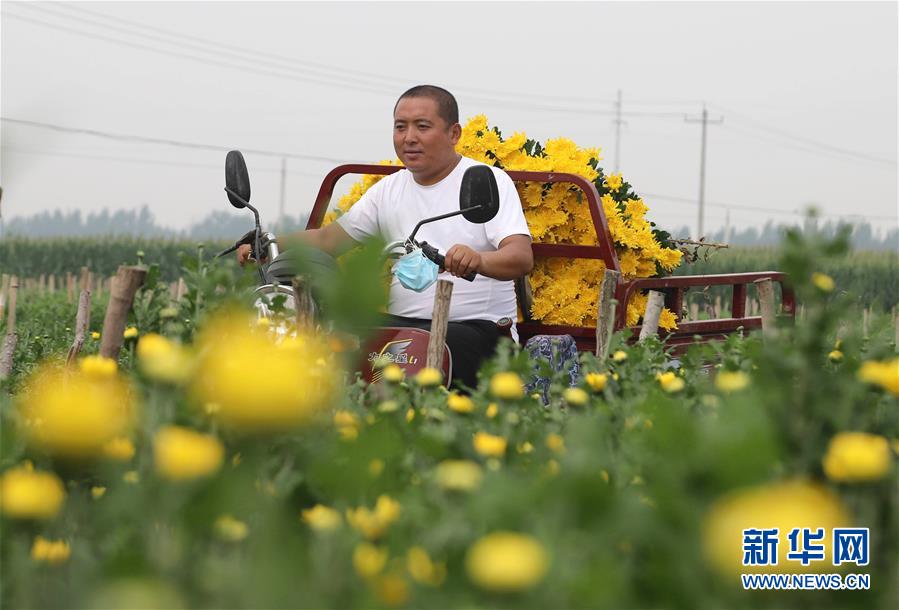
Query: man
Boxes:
[{"xmin": 240, "ymin": 85, "xmax": 533, "ymax": 389}]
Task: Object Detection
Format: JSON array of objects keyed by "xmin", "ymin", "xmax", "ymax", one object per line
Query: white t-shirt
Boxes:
[{"xmin": 337, "ymin": 156, "xmax": 531, "ymax": 338}]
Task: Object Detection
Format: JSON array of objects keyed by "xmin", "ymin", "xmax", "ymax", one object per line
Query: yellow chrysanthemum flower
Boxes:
[
  {"xmin": 31, "ymin": 536, "xmax": 71, "ymax": 565},
  {"xmin": 715, "ymin": 370, "xmax": 749, "ymax": 393},
  {"xmin": 656, "ymin": 371, "xmax": 685, "ymax": 393},
  {"xmin": 490, "ymin": 372, "xmax": 525, "ymax": 400},
  {"xmin": 473, "ymin": 432, "xmax": 507, "ymax": 458},
  {"xmin": 447, "ymin": 393, "xmax": 475, "ymax": 414},
  {"xmin": 414, "ymin": 367, "xmax": 443, "ymax": 387},
  {"xmin": 585, "ymin": 373, "xmax": 608, "ymax": 392},
  {"xmin": 382, "ymin": 364, "xmax": 405, "ymax": 383},
  {"xmin": 858, "ymin": 357, "xmax": 899, "ymax": 396},
  {"xmin": 214, "ymin": 514, "xmax": 249, "ymax": 542},
  {"xmin": 353, "ymin": 542, "xmax": 388, "ymax": 578},
  {"xmin": 153, "ymin": 426, "xmax": 224, "ymax": 482},
  {"xmin": 346, "ymin": 495, "xmax": 401, "ymax": 540},
  {"xmin": 123, "ymin": 326, "xmax": 139, "ymax": 339},
  {"xmin": 407, "ymin": 546, "xmax": 446, "ymax": 587},
  {"xmin": 822, "ymin": 432, "xmax": 892, "ymax": 482},
  {"xmin": 102, "ymin": 436, "xmax": 136, "ymax": 462},
  {"xmin": 0, "ymin": 464, "xmax": 65, "ymax": 519},
  {"xmin": 434, "ymin": 460, "xmax": 483, "ymax": 492},
  {"xmin": 563, "ymin": 387, "xmax": 589, "ymax": 406},
  {"xmin": 811, "ymin": 272, "xmax": 835, "ymax": 292},
  {"xmin": 137, "ymin": 333, "xmax": 194, "ymax": 384},
  {"xmin": 301, "ymin": 504, "xmax": 342, "ymax": 532},
  {"xmin": 465, "ymin": 532, "xmax": 549, "ymax": 592}
]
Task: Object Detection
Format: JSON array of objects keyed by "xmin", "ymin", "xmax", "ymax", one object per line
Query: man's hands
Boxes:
[
  {"xmin": 236, "ymin": 244, "xmax": 267, "ymax": 267},
  {"xmin": 442, "ymin": 244, "xmax": 482, "ymax": 278}
]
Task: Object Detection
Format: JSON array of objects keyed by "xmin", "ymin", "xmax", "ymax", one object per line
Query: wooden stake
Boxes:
[
  {"xmin": 0, "ymin": 273, "xmax": 8, "ymax": 321},
  {"xmin": 175, "ymin": 277, "xmax": 186, "ymax": 301},
  {"xmin": 79, "ymin": 266, "xmax": 89, "ymax": 293},
  {"xmin": 38, "ymin": 274, "xmax": 46, "ymax": 294},
  {"xmin": 862, "ymin": 308, "xmax": 869, "ymax": 339},
  {"xmin": 595, "ymin": 269, "xmax": 620, "ymax": 360},
  {"xmin": 48, "ymin": 274, "xmax": 56, "ymax": 293},
  {"xmin": 291, "ymin": 277, "xmax": 316, "ymax": 331},
  {"xmin": 426, "ymin": 279, "xmax": 454, "ymax": 372},
  {"xmin": 638, "ymin": 290, "xmax": 666, "ymax": 342},
  {"xmin": 66, "ymin": 290, "xmax": 92, "ymax": 367},
  {"xmin": 99, "ymin": 266, "xmax": 147, "ymax": 359},
  {"xmin": 689, "ymin": 302, "xmax": 699, "ymax": 321},
  {"xmin": 893, "ymin": 306, "xmax": 898, "ymax": 348},
  {"xmin": 754, "ymin": 278, "xmax": 777, "ymax": 339},
  {"xmin": 0, "ymin": 276, "xmax": 20, "ymax": 380}
]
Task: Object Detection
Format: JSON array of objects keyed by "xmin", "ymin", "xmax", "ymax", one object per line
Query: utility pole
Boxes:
[
  {"xmin": 613, "ymin": 89, "xmax": 624, "ymax": 172},
  {"xmin": 278, "ymin": 157, "xmax": 287, "ymax": 225},
  {"xmin": 685, "ymin": 105, "xmax": 723, "ymax": 239}
]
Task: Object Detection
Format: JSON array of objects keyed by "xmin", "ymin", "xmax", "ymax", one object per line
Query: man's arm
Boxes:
[
  {"xmin": 237, "ymin": 222, "xmax": 358, "ymax": 265},
  {"xmin": 443, "ymin": 234, "xmax": 533, "ymax": 281}
]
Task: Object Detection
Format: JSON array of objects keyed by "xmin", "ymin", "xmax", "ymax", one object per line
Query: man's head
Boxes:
[{"xmin": 393, "ymin": 85, "xmax": 462, "ymax": 185}]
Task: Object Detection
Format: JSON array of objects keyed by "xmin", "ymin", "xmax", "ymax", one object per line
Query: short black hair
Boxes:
[{"xmin": 394, "ymin": 85, "xmax": 459, "ymax": 127}]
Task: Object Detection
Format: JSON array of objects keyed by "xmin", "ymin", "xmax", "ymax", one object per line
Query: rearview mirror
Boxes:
[
  {"xmin": 225, "ymin": 150, "xmax": 251, "ymax": 209},
  {"xmin": 459, "ymin": 165, "xmax": 499, "ymax": 224}
]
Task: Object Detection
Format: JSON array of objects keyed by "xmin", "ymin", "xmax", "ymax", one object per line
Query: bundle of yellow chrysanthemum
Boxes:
[{"xmin": 325, "ymin": 116, "xmax": 682, "ymax": 330}]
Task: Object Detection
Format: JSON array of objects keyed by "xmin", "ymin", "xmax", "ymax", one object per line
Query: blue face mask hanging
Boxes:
[{"xmin": 394, "ymin": 248, "xmax": 439, "ymax": 292}]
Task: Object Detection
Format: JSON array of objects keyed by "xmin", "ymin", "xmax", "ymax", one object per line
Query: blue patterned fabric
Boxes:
[{"xmin": 524, "ymin": 334, "xmax": 580, "ymax": 405}]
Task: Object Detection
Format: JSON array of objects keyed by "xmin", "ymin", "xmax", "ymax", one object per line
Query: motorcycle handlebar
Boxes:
[{"xmin": 420, "ymin": 242, "xmax": 477, "ymax": 282}]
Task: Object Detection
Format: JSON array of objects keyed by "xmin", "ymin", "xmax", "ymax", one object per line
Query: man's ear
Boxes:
[{"xmin": 450, "ymin": 122, "xmax": 462, "ymax": 145}]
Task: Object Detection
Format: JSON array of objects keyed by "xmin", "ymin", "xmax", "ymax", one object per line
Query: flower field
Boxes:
[{"xmin": 0, "ymin": 222, "xmax": 896, "ymax": 609}]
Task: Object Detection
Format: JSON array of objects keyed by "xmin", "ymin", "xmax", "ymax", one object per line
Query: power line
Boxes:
[{"xmin": 1, "ymin": 117, "xmax": 353, "ymax": 164}]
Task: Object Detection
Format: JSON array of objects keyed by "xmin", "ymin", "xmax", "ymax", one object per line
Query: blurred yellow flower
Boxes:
[
  {"xmin": 516, "ymin": 441, "xmax": 534, "ymax": 454},
  {"xmin": 31, "ymin": 536, "xmax": 71, "ymax": 565},
  {"xmin": 563, "ymin": 387, "xmax": 589, "ymax": 406},
  {"xmin": 102, "ymin": 437, "xmax": 135, "ymax": 462},
  {"xmin": 214, "ymin": 514, "xmax": 248, "ymax": 542},
  {"xmin": 414, "ymin": 367, "xmax": 443, "ymax": 387},
  {"xmin": 585, "ymin": 372, "xmax": 608, "ymax": 392},
  {"xmin": 490, "ymin": 372, "xmax": 525, "ymax": 400},
  {"xmin": 545, "ymin": 433, "xmax": 565, "ymax": 454},
  {"xmin": 828, "ymin": 350, "xmax": 844, "ymax": 363},
  {"xmin": 123, "ymin": 326, "xmax": 139, "ymax": 339},
  {"xmin": 377, "ymin": 400, "xmax": 399, "ymax": 413},
  {"xmin": 91, "ymin": 486, "xmax": 106, "ymax": 500},
  {"xmin": 715, "ymin": 370, "xmax": 749, "ymax": 393},
  {"xmin": 465, "ymin": 532, "xmax": 549, "ymax": 592},
  {"xmin": 447, "ymin": 392, "xmax": 475, "ymax": 414},
  {"xmin": 353, "ymin": 542, "xmax": 387, "ymax": 578},
  {"xmin": 485, "ymin": 402, "xmax": 499, "ymax": 418},
  {"xmin": 18, "ymin": 364, "xmax": 136, "ymax": 458},
  {"xmin": 405, "ymin": 408, "xmax": 415, "ymax": 423},
  {"xmin": 811, "ymin": 272, "xmax": 834, "ymax": 292},
  {"xmin": 189, "ymin": 312, "xmax": 339, "ymax": 432},
  {"xmin": 612, "ymin": 350, "xmax": 628, "ymax": 362},
  {"xmin": 703, "ymin": 480, "xmax": 850, "ymax": 576},
  {"xmin": 137, "ymin": 333, "xmax": 194, "ymax": 384},
  {"xmin": 302, "ymin": 504, "xmax": 342, "ymax": 532},
  {"xmin": 368, "ymin": 459, "xmax": 385, "ymax": 477},
  {"xmin": 346, "ymin": 495, "xmax": 401, "ymax": 540},
  {"xmin": 373, "ymin": 571, "xmax": 409, "ymax": 606},
  {"xmin": 90, "ymin": 331, "xmax": 101, "ymax": 340},
  {"xmin": 407, "ymin": 546, "xmax": 446, "ymax": 586},
  {"xmin": 656, "ymin": 371, "xmax": 685, "ymax": 393},
  {"xmin": 123, "ymin": 470, "xmax": 139, "ymax": 484},
  {"xmin": 382, "ymin": 364, "xmax": 405, "ymax": 383},
  {"xmin": 0, "ymin": 464, "xmax": 65, "ymax": 519},
  {"xmin": 334, "ymin": 410, "xmax": 360, "ymax": 440},
  {"xmin": 434, "ymin": 460, "xmax": 483, "ymax": 491},
  {"xmin": 858, "ymin": 357, "xmax": 899, "ymax": 396},
  {"xmin": 79, "ymin": 355, "xmax": 117, "ymax": 378},
  {"xmin": 153, "ymin": 426, "xmax": 223, "ymax": 482},
  {"xmin": 474, "ymin": 432, "xmax": 507, "ymax": 458},
  {"xmin": 822, "ymin": 432, "xmax": 892, "ymax": 482}
]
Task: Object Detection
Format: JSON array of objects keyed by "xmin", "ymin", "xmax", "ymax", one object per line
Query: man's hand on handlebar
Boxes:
[
  {"xmin": 236, "ymin": 244, "xmax": 267, "ymax": 267},
  {"xmin": 443, "ymin": 244, "xmax": 482, "ymax": 278}
]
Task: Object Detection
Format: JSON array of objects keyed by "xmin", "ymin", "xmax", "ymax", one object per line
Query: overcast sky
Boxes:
[{"xmin": 2, "ymin": 0, "xmax": 897, "ymax": 238}]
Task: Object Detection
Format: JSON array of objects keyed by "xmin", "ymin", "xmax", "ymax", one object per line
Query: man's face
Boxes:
[{"xmin": 393, "ymin": 96, "xmax": 460, "ymax": 179}]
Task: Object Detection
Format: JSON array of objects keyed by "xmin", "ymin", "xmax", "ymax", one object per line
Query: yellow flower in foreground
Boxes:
[
  {"xmin": 715, "ymin": 370, "xmax": 749, "ymax": 393},
  {"xmin": 334, "ymin": 410, "xmax": 360, "ymax": 440},
  {"xmin": 91, "ymin": 486, "xmax": 106, "ymax": 500},
  {"xmin": 102, "ymin": 437, "xmax": 135, "ymax": 462},
  {"xmin": 828, "ymin": 350, "xmax": 844, "ymax": 363},
  {"xmin": 447, "ymin": 393, "xmax": 475, "ymax": 414},
  {"xmin": 822, "ymin": 432, "xmax": 892, "ymax": 482},
  {"xmin": 407, "ymin": 546, "xmax": 446, "ymax": 586},
  {"xmin": 346, "ymin": 495, "xmax": 401, "ymax": 540},
  {"xmin": 414, "ymin": 367, "xmax": 443, "ymax": 387},
  {"xmin": 546, "ymin": 433, "xmax": 565, "ymax": 454},
  {"xmin": 656, "ymin": 371, "xmax": 685, "ymax": 393},
  {"xmin": 189, "ymin": 312, "xmax": 339, "ymax": 432},
  {"xmin": 811, "ymin": 272, "xmax": 834, "ymax": 292},
  {"xmin": 858, "ymin": 357, "xmax": 899, "ymax": 396},
  {"xmin": 90, "ymin": 331, "xmax": 101, "ymax": 340},
  {"xmin": 123, "ymin": 326, "xmax": 139, "ymax": 339},
  {"xmin": 382, "ymin": 364, "xmax": 405, "ymax": 383},
  {"xmin": 302, "ymin": 504, "xmax": 342, "ymax": 531},
  {"xmin": 473, "ymin": 432, "xmax": 507, "ymax": 458},
  {"xmin": 18, "ymin": 364, "xmax": 135, "ymax": 457},
  {"xmin": 353, "ymin": 542, "xmax": 388, "ymax": 578},
  {"xmin": 703, "ymin": 480, "xmax": 850, "ymax": 576},
  {"xmin": 123, "ymin": 470, "xmax": 139, "ymax": 484},
  {"xmin": 374, "ymin": 571, "xmax": 410, "ymax": 606},
  {"xmin": 485, "ymin": 402, "xmax": 498, "ymax": 418},
  {"xmin": 214, "ymin": 514, "xmax": 248, "ymax": 542},
  {"xmin": 153, "ymin": 426, "xmax": 223, "ymax": 482},
  {"xmin": 137, "ymin": 333, "xmax": 194, "ymax": 384},
  {"xmin": 604, "ymin": 172, "xmax": 623, "ymax": 191},
  {"xmin": 563, "ymin": 387, "xmax": 589, "ymax": 406},
  {"xmin": 490, "ymin": 372, "xmax": 525, "ymax": 400},
  {"xmin": 0, "ymin": 464, "xmax": 65, "ymax": 519},
  {"xmin": 435, "ymin": 460, "xmax": 483, "ymax": 492},
  {"xmin": 79, "ymin": 355, "xmax": 117, "ymax": 378},
  {"xmin": 585, "ymin": 373, "xmax": 608, "ymax": 392},
  {"xmin": 466, "ymin": 532, "xmax": 549, "ymax": 592},
  {"xmin": 612, "ymin": 350, "xmax": 628, "ymax": 362},
  {"xmin": 31, "ymin": 536, "xmax": 71, "ymax": 565}
]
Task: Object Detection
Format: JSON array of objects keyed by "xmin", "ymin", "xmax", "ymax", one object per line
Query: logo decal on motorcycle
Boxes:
[{"xmin": 369, "ymin": 339, "xmax": 418, "ymax": 382}]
